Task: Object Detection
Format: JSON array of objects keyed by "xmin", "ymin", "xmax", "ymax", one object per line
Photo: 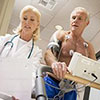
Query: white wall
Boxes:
[
  {"xmin": 0, "ymin": 0, "xmax": 15, "ymax": 36},
  {"xmin": 89, "ymin": 88, "xmax": 100, "ymax": 100}
]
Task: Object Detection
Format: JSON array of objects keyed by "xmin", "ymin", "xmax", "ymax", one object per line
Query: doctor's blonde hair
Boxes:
[{"xmin": 15, "ymin": 5, "xmax": 41, "ymax": 41}]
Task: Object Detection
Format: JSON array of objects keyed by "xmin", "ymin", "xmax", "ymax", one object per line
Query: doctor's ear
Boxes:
[
  {"xmin": 37, "ymin": 23, "xmax": 40, "ymax": 27},
  {"xmin": 87, "ymin": 21, "xmax": 89, "ymax": 25}
]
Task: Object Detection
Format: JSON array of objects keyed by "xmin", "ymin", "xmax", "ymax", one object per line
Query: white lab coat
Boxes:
[{"xmin": 0, "ymin": 34, "xmax": 42, "ymax": 88}]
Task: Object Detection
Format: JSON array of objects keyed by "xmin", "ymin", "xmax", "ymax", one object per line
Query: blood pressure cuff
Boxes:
[
  {"xmin": 47, "ymin": 40, "xmax": 62, "ymax": 57},
  {"xmin": 47, "ymin": 30, "xmax": 62, "ymax": 57}
]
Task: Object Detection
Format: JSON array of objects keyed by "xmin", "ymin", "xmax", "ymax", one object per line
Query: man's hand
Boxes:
[{"xmin": 51, "ymin": 62, "xmax": 69, "ymax": 79}]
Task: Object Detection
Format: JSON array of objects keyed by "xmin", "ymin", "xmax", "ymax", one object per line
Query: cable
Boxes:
[
  {"xmin": 44, "ymin": 81, "xmax": 61, "ymax": 90},
  {"xmin": 76, "ymin": 74, "xmax": 97, "ymax": 92},
  {"xmin": 45, "ymin": 80, "xmax": 76, "ymax": 100},
  {"xmin": 91, "ymin": 73, "xmax": 98, "ymax": 79}
]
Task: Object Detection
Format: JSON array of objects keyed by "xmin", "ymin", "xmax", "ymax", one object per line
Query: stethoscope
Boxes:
[{"xmin": 0, "ymin": 34, "xmax": 34, "ymax": 59}]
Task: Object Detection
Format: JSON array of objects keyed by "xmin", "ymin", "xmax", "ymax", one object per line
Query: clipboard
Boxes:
[{"xmin": 0, "ymin": 57, "xmax": 33, "ymax": 100}]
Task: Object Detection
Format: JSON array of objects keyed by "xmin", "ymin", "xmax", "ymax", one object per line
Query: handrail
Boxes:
[{"xmin": 35, "ymin": 66, "xmax": 52, "ymax": 100}]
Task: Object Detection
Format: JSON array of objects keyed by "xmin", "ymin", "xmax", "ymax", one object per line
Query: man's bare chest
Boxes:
[{"xmin": 61, "ymin": 39, "xmax": 88, "ymax": 57}]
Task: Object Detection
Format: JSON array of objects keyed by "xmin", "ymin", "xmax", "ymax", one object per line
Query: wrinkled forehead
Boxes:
[{"xmin": 71, "ymin": 10, "xmax": 87, "ymax": 18}]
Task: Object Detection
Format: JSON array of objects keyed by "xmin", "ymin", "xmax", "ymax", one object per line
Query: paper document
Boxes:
[{"xmin": 0, "ymin": 57, "xmax": 32, "ymax": 100}]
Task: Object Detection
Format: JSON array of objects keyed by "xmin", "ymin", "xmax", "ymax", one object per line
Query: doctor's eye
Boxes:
[
  {"xmin": 23, "ymin": 17, "xmax": 27, "ymax": 20},
  {"xmin": 30, "ymin": 18, "xmax": 35, "ymax": 21}
]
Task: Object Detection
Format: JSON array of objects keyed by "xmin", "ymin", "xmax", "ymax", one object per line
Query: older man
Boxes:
[{"xmin": 44, "ymin": 7, "xmax": 96, "ymax": 100}]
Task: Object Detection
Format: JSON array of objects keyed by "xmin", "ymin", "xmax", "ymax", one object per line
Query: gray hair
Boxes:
[
  {"xmin": 14, "ymin": 5, "xmax": 41, "ymax": 41},
  {"xmin": 70, "ymin": 7, "xmax": 90, "ymax": 22}
]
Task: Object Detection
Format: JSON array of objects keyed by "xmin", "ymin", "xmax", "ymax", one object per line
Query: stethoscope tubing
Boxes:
[{"xmin": 0, "ymin": 34, "xmax": 34, "ymax": 59}]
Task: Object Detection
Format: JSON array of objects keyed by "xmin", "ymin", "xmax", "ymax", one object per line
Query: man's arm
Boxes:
[
  {"xmin": 44, "ymin": 30, "xmax": 68, "ymax": 79},
  {"xmin": 44, "ymin": 30, "xmax": 65, "ymax": 66},
  {"xmin": 44, "ymin": 49, "xmax": 57, "ymax": 66}
]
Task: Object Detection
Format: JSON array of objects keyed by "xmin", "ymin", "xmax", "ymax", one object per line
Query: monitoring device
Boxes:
[{"xmin": 68, "ymin": 52, "xmax": 100, "ymax": 84}]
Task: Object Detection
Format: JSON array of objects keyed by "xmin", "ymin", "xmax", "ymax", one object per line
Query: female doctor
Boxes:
[{"xmin": 0, "ymin": 5, "xmax": 42, "ymax": 99}]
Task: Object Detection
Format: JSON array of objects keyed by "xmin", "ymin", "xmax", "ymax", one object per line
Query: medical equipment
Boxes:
[
  {"xmin": 0, "ymin": 34, "xmax": 34, "ymax": 59},
  {"xmin": 68, "ymin": 52, "xmax": 100, "ymax": 84},
  {"xmin": 33, "ymin": 66, "xmax": 77, "ymax": 100},
  {"xmin": 33, "ymin": 53, "xmax": 100, "ymax": 100},
  {"xmin": 67, "ymin": 52, "xmax": 100, "ymax": 89},
  {"xmin": 35, "ymin": 66, "xmax": 49, "ymax": 100}
]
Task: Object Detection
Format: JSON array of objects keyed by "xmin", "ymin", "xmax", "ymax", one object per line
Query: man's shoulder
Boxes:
[{"xmin": 57, "ymin": 30, "xmax": 69, "ymax": 41}]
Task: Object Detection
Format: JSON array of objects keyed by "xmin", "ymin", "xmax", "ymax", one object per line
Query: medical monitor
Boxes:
[{"xmin": 68, "ymin": 52, "xmax": 100, "ymax": 84}]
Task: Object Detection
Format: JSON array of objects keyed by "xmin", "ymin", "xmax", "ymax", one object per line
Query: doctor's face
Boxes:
[{"xmin": 21, "ymin": 10, "xmax": 39, "ymax": 37}]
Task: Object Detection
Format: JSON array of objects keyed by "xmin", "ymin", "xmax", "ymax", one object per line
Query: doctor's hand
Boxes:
[
  {"xmin": 51, "ymin": 62, "xmax": 69, "ymax": 80},
  {"xmin": 12, "ymin": 96, "xmax": 19, "ymax": 100}
]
